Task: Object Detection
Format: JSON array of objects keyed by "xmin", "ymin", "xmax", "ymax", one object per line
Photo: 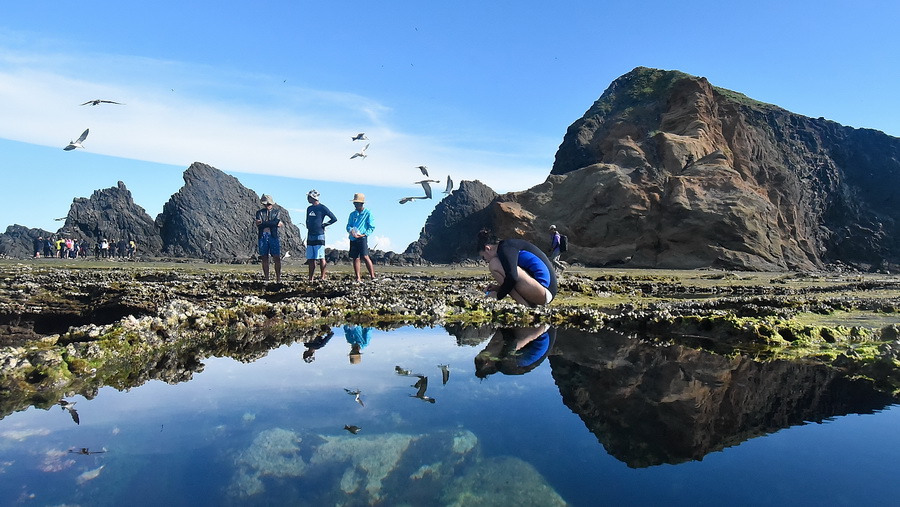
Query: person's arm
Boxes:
[
  {"xmin": 323, "ymin": 206, "xmax": 338, "ymax": 228},
  {"xmin": 495, "ymin": 241, "xmax": 519, "ymax": 300}
]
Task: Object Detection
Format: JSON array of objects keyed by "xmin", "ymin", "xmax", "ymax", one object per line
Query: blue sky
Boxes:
[{"xmin": 1, "ymin": 1, "xmax": 898, "ymax": 252}]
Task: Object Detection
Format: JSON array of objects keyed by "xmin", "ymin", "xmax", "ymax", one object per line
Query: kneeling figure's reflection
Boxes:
[{"xmin": 474, "ymin": 324, "xmax": 556, "ymax": 378}]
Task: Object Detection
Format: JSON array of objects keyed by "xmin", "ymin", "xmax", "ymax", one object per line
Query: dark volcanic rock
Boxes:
[
  {"xmin": 0, "ymin": 225, "xmax": 55, "ymax": 258},
  {"xmin": 63, "ymin": 181, "xmax": 163, "ymax": 254},
  {"xmin": 404, "ymin": 180, "xmax": 498, "ymax": 263},
  {"xmin": 482, "ymin": 67, "xmax": 900, "ymax": 271},
  {"xmin": 155, "ymin": 162, "xmax": 304, "ymax": 260}
]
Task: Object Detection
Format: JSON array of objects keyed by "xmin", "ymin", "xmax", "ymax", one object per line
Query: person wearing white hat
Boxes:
[
  {"xmin": 305, "ymin": 189, "xmax": 337, "ymax": 280},
  {"xmin": 346, "ymin": 193, "xmax": 376, "ymax": 281},
  {"xmin": 255, "ymin": 194, "xmax": 283, "ymax": 282}
]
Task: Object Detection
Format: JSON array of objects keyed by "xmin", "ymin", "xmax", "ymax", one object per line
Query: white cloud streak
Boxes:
[{"xmin": 0, "ymin": 47, "xmax": 552, "ymax": 193}]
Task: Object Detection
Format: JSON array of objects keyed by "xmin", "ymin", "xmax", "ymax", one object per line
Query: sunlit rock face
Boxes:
[
  {"xmin": 155, "ymin": 162, "xmax": 305, "ymax": 260},
  {"xmin": 419, "ymin": 67, "xmax": 900, "ymax": 271},
  {"xmin": 549, "ymin": 328, "xmax": 896, "ymax": 468}
]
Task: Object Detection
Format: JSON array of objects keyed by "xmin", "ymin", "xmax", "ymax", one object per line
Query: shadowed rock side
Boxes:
[
  {"xmin": 64, "ymin": 181, "xmax": 164, "ymax": 254},
  {"xmin": 404, "ymin": 180, "xmax": 498, "ymax": 263},
  {"xmin": 155, "ymin": 162, "xmax": 305, "ymax": 260},
  {"xmin": 549, "ymin": 328, "xmax": 896, "ymax": 468},
  {"xmin": 484, "ymin": 67, "xmax": 900, "ymax": 271},
  {"xmin": 0, "ymin": 225, "xmax": 55, "ymax": 258}
]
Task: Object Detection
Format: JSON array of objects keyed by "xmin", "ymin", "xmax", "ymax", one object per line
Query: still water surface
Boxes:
[{"xmin": 1, "ymin": 325, "xmax": 898, "ymax": 506}]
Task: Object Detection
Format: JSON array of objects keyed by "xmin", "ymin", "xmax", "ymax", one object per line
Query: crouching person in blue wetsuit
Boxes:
[{"xmin": 477, "ymin": 229, "xmax": 557, "ymax": 307}]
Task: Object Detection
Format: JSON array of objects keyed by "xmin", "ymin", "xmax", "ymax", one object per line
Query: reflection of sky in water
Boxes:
[{"xmin": 0, "ymin": 325, "xmax": 899, "ymax": 506}]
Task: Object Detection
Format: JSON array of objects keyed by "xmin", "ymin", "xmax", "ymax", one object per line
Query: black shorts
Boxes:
[{"xmin": 349, "ymin": 237, "xmax": 369, "ymax": 259}]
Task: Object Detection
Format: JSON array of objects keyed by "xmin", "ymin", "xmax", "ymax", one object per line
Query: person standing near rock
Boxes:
[
  {"xmin": 255, "ymin": 194, "xmax": 283, "ymax": 282},
  {"xmin": 548, "ymin": 224, "xmax": 565, "ymax": 273},
  {"xmin": 33, "ymin": 236, "xmax": 43, "ymax": 258},
  {"xmin": 305, "ymin": 190, "xmax": 337, "ymax": 280},
  {"xmin": 346, "ymin": 193, "xmax": 376, "ymax": 282}
]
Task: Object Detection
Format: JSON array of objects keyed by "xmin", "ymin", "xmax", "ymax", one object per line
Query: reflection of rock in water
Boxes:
[
  {"xmin": 440, "ymin": 456, "xmax": 567, "ymax": 507},
  {"xmin": 550, "ymin": 328, "xmax": 898, "ymax": 468},
  {"xmin": 443, "ymin": 323, "xmax": 496, "ymax": 346},
  {"xmin": 227, "ymin": 427, "xmax": 564, "ymax": 505}
]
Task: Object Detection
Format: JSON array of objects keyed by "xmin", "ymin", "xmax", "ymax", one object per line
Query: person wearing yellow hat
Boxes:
[{"xmin": 346, "ymin": 193, "xmax": 376, "ymax": 281}]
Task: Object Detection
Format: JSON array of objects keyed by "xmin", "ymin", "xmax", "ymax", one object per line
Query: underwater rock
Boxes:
[
  {"xmin": 440, "ymin": 456, "xmax": 567, "ymax": 507},
  {"xmin": 229, "ymin": 428, "xmax": 308, "ymax": 497},
  {"xmin": 310, "ymin": 432, "xmax": 418, "ymax": 501}
]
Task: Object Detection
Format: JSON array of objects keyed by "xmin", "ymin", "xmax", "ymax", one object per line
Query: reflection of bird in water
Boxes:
[
  {"xmin": 395, "ymin": 365, "xmax": 413, "ymax": 376},
  {"xmin": 350, "ymin": 143, "xmax": 369, "ymax": 159},
  {"xmin": 410, "ymin": 375, "xmax": 435, "ymax": 403},
  {"xmin": 81, "ymin": 99, "xmax": 123, "ymax": 106},
  {"xmin": 69, "ymin": 447, "xmax": 106, "ymax": 455},
  {"xmin": 415, "ymin": 165, "xmax": 429, "ymax": 176},
  {"xmin": 443, "ymin": 176, "xmax": 454, "ymax": 195},
  {"xmin": 344, "ymin": 388, "xmax": 364, "ymax": 407},
  {"xmin": 344, "ymin": 425, "xmax": 361, "ymax": 434},
  {"xmin": 438, "ymin": 364, "xmax": 450, "ymax": 385},
  {"xmin": 351, "ymin": 133, "xmax": 368, "ymax": 141},
  {"xmin": 64, "ymin": 128, "xmax": 89, "ymax": 151},
  {"xmin": 58, "ymin": 400, "xmax": 79, "ymax": 425}
]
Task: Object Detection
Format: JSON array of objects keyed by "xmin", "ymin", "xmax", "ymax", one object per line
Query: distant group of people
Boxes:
[
  {"xmin": 32, "ymin": 236, "xmax": 137, "ymax": 260},
  {"xmin": 255, "ymin": 191, "xmax": 377, "ymax": 283}
]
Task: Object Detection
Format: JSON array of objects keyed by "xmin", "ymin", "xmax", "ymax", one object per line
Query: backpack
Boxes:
[{"xmin": 559, "ymin": 234, "xmax": 568, "ymax": 253}]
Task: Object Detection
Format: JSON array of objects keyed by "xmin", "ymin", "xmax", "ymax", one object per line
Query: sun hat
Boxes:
[
  {"xmin": 307, "ymin": 189, "xmax": 320, "ymax": 200},
  {"xmin": 351, "ymin": 193, "xmax": 366, "ymax": 203},
  {"xmin": 260, "ymin": 194, "xmax": 276, "ymax": 205},
  {"xmin": 549, "ymin": 224, "xmax": 557, "ymax": 230}
]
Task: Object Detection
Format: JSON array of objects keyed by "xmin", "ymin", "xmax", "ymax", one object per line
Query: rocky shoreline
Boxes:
[{"xmin": 1, "ymin": 261, "xmax": 899, "ymax": 420}]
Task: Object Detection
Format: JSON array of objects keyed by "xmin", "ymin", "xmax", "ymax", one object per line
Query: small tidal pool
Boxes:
[{"xmin": 1, "ymin": 324, "xmax": 898, "ymax": 506}]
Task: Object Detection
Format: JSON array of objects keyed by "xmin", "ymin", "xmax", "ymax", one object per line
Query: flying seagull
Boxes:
[
  {"xmin": 351, "ymin": 133, "xmax": 368, "ymax": 141},
  {"xmin": 54, "ymin": 217, "xmax": 67, "ymax": 221},
  {"xmin": 81, "ymin": 99, "xmax": 123, "ymax": 106},
  {"xmin": 439, "ymin": 364, "xmax": 450, "ymax": 385},
  {"xmin": 414, "ymin": 180, "xmax": 440, "ymax": 199},
  {"xmin": 344, "ymin": 424, "xmax": 361, "ymax": 434},
  {"xmin": 350, "ymin": 143, "xmax": 369, "ymax": 159},
  {"xmin": 58, "ymin": 399, "xmax": 80, "ymax": 425},
  {"xmin": 443, "ymin": 175, "xmax": 453, "ymax": 195},
  {"xmin": 64, "ymin": 129, "xmax": 89, "ymax": 151},
  {"xmin": 415, "ymin": 165, "xmax": 429, "ymax": 176}
]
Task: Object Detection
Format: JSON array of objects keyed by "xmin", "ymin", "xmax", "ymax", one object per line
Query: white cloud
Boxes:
[{"xmin": 0, "ymin": 46, "xmax": 552, "ymax": 193}]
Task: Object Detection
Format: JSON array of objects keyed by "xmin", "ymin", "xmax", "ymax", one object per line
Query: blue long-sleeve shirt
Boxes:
[{"xmin": 347, "ymin": 208, "xmax": 375, "ymax": 240}]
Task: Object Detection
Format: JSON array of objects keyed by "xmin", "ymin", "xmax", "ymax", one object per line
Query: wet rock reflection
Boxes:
[{"xmin": 549, "ymin": 328, "xmax": 898, "ymax": 467}]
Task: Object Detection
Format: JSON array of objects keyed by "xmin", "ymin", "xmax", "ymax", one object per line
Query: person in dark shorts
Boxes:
[
  {"xmin": 346, "ymin": 193, "xmax": 376, "ymax": 282},
  {"xmin": 255, "ymin": 194, "xmax": 283, "ymax": 282},
  {"xmin": 305, "ymin": 189, "xmax": 337, "ymax": 280},
  {"xmin": 477, "ymin": 229, "xmax": 557, "ymax": 307}
]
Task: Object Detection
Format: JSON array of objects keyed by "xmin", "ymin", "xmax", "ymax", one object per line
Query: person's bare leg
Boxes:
[
  {"xmin": 308, "ymin": 260, "xmax": 315, "ymax": 280},
  {"xmin": 353, "ymin": 258, "xmax": 362, "ymax": 281},
  {"xmin": 319, "ymin": 259, "xmax": 328, "ymax": 279},
  {"xmin": 261, "ymin": 256, "xmax": 270, "ymax": 280},
  {"xmin": 488, "ymin": 257, "xmax": 547, "ymax": 306},
  {"xmin": 363, "ymin": 255, "xmax": 375, "ymax": 279},
  {"xmin": 274, "ymin": 257, "xmax": 282, "ymax": 282}
]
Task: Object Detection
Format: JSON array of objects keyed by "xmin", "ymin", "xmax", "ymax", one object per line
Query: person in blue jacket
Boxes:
[
  {"xmin": 346, "ymin": 193, "xmax": 376, "ymax": 282},
  {"xmin": 255, "ymin": 194, "xmax": 283, "ymax": 282}
]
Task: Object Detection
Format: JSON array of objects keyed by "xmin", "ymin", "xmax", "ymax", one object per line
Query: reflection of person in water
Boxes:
[
  {"xmin": 302, "ymin": 327, "xmax": 335, "ymax": 363},
  {"xmin": 343, "ymin": 324, "xmax": 373, "ymax": 364},
  {"xmin": 474, "ymin": 325, "xmax": 556, "ymax": 378}
]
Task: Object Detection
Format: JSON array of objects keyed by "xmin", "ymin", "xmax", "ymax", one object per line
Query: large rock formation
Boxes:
[
  {"xmin": 63, "ymin": 181, "xmax": 163, "ymax": 254},
  {"xmin": 413, "ymin": 67, "xmax": 900, "ymax": 271},
  {"xmin": 404, "ymin": 180, "xmax": 498, "ymax": 263},
  {"xmin": 155, "ymin": 162, "xmax": 304, "ymax": 260}
]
